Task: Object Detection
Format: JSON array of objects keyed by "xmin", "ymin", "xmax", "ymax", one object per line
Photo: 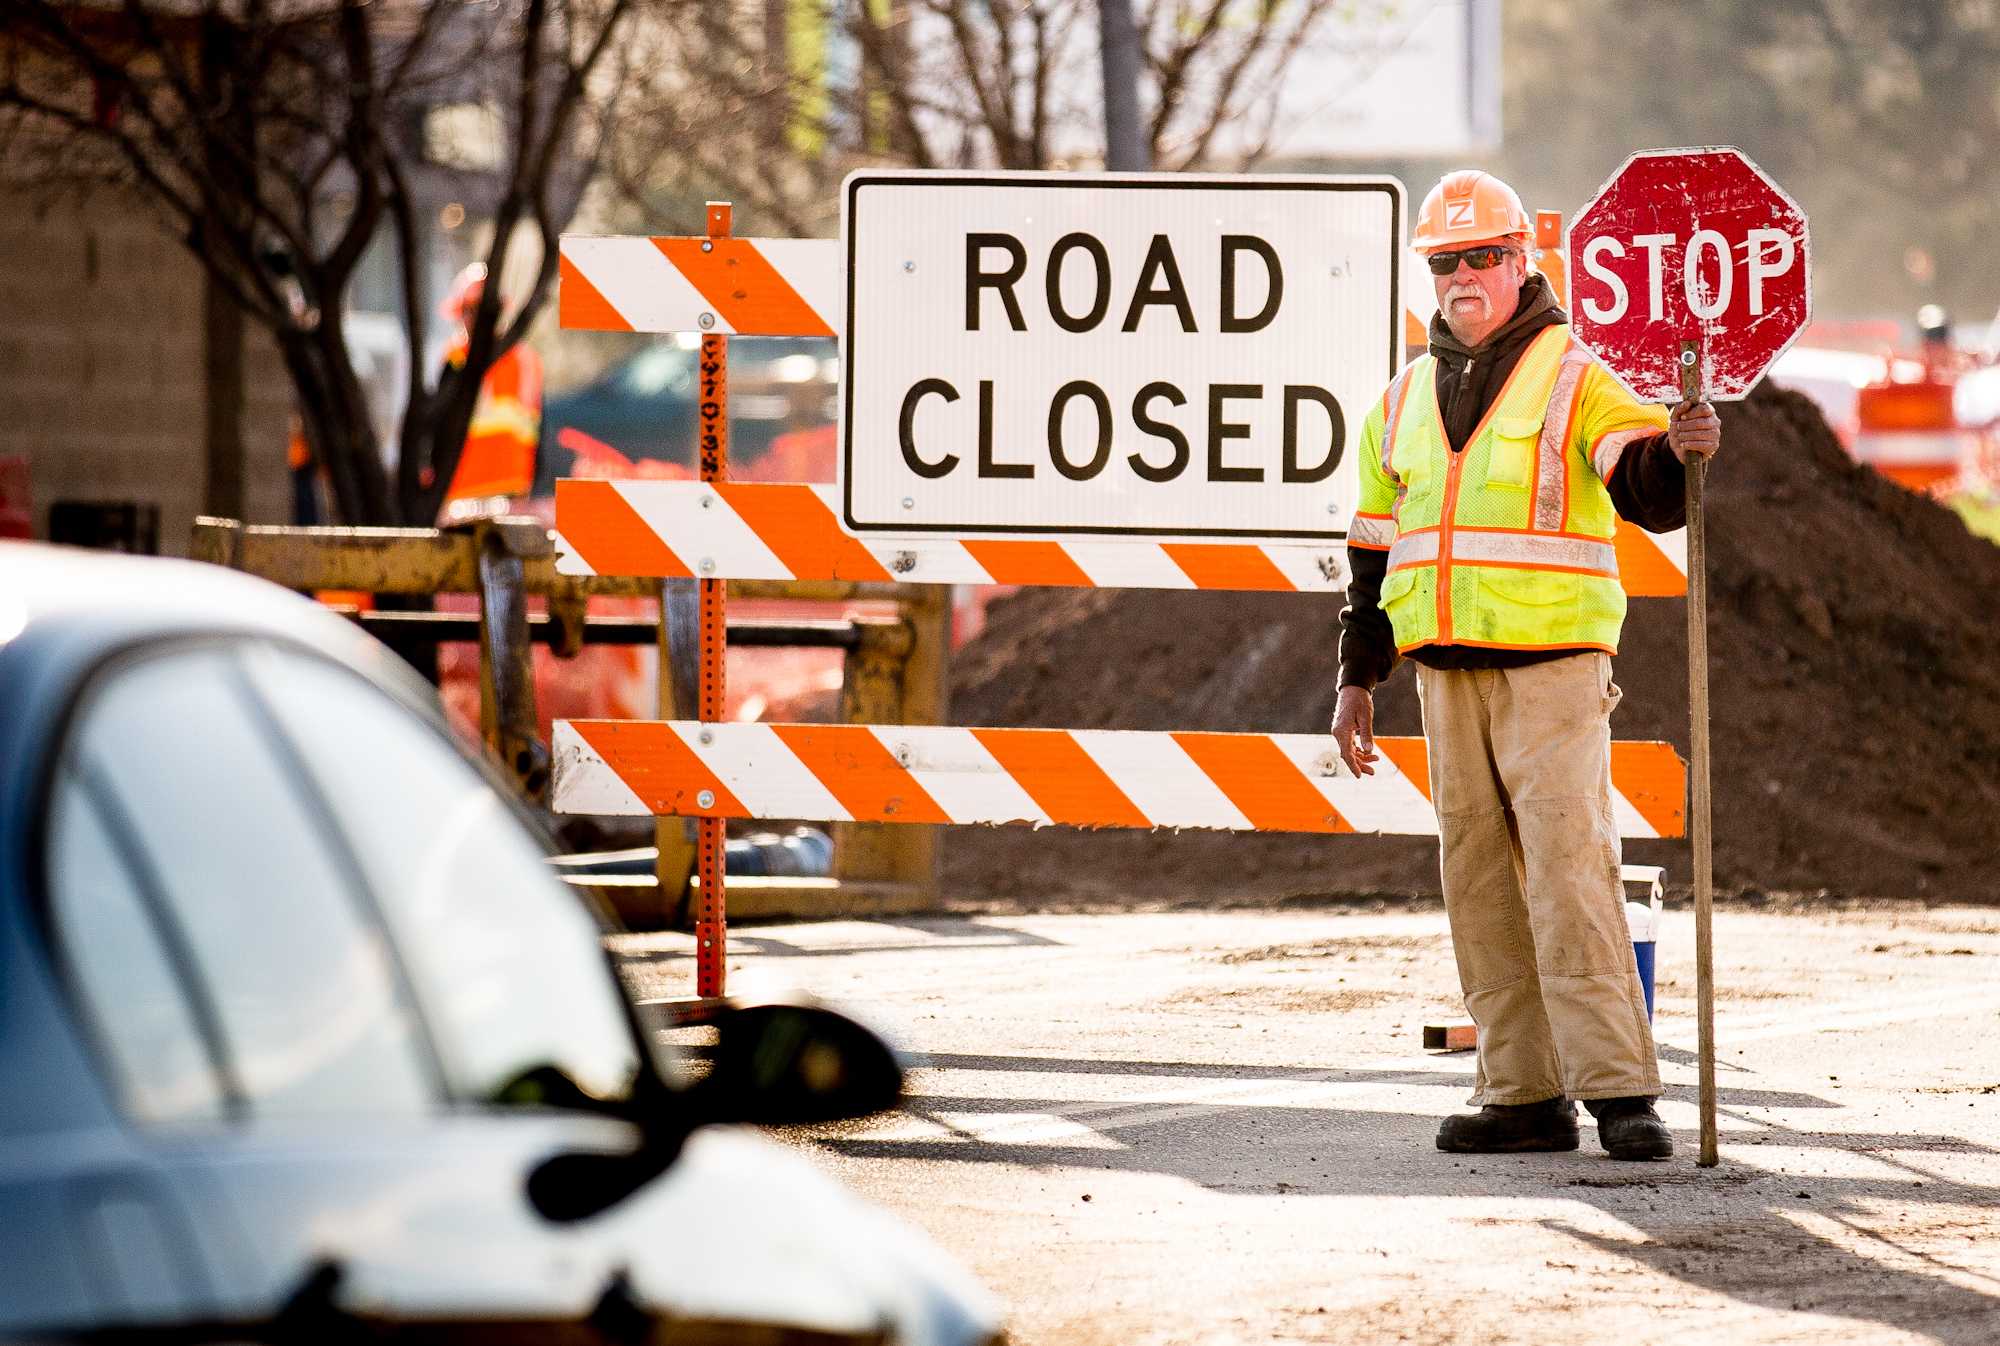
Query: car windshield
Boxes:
[
  {"xmin": 52, "ymin": 646, "xmax": 440, "ymax": 1119},
  {"xmin": 617, "ymin": 346, "xmax": 695, "ymax": 398},
  {"xmin": 235, "ymin": 642, "xmax": 645, "ymax": 1108}
]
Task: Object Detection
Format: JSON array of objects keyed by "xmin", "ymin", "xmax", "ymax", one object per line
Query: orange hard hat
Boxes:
[
  {"xmin": 1411, "ymin": 170, "xmax": 1532, "ymax": 254},
  {"xmin": 440, "ymin": 262, "xmax": 487, "ymax": 323}
]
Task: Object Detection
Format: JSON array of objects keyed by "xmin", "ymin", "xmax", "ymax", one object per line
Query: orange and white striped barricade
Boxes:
[
  {"xmin": 553, "ymin": 204, "xmax": 1693, "ymax": 1007},
  {"xmin": 552, "ymin": 721, "xmax": 1686, "ymax": 840},
  {"xmin": 553, "ymin": 477, "xmax": 1688, "ymax": 597},
  {"xmin": 560, "ymin": 235, "xmax": 840, "ymax": 337}
]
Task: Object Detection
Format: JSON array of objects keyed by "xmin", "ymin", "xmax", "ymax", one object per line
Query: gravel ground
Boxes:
[{"xmin": 614, "ymin": 900, "xmax": 2000, "ymax": 1345}]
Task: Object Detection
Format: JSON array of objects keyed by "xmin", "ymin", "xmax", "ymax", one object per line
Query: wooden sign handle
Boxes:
[{"xmin": 1680, "ymin": 338, "xmax": 1719, "ymax": 1169}]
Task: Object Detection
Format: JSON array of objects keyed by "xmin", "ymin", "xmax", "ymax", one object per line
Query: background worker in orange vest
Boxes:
[
  {"xmin": 285, "ymin": 412, "xmax": 321, "ymax": 525},
  {"xmin": 1330, "ymin": 170, "xmax": 1722, "ymax": 1161},
  {"xmin": 438, "ymin": 263, "xmax": 544, "ymax": 519}
]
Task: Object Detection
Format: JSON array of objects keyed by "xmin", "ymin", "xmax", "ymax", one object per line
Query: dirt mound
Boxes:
[{"xmin": 944, "ymin": 382, "xmax": 2000, "ymax": 904}]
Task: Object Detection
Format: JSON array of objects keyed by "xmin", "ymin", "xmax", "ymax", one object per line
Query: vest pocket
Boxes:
[
  {"xmin": 1475, "ymin": 567, "xmax": 1581, "ymax": 609},
  {"xmin": 1379, "ymin": 567, "xmax": 1427, "ymax": 646},
  {"xmin": 1392, "ymin": 445, "xmax": 1435, "ymax": 502},
  {"xmin": 1380, "ymin": 567, "xmax": 1420, "ymax": 612},
  {"xmin": 1485, "ymin": 415, "xmax": 1542, "ymax": 490}
]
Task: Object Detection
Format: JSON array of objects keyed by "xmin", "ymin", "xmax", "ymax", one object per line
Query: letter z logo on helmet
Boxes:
[{"xmin": 1412, "ymin": 170, "xmax": 1532, "ymax": 254}]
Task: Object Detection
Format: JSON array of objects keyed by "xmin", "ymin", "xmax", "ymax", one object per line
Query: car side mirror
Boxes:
[
  {"xmin": 690, "ymin": 997, "xmax": 905, "ymax": 1125},
  {"xmin": 524, "ymin": 996, "xmax": 904, "ymax": 1225}
]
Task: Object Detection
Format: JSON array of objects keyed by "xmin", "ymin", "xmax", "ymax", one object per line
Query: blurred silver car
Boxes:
[{"xmin": 0, "ymin": 542, "xmax": 1001, "ymax": 1344}]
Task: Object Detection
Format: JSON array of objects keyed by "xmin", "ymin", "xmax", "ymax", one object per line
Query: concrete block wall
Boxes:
[{"xmin": 0, "ymin": 193, "xmax": 293, "ymax": 556}]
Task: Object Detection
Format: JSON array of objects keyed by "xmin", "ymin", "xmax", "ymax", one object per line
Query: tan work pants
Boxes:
[{"xmin": 1415, "ymin": 652, "xmax": 1662, "ymax": 1105}]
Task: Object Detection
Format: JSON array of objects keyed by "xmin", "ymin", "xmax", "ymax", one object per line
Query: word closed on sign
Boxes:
[
  {"xmin": 1567, "ymin": 147, "xmax": 1811, "ymax": 404},
  {"xmin": 840, "ymin": 172, "xmax": 1403, "ymax": 541}
]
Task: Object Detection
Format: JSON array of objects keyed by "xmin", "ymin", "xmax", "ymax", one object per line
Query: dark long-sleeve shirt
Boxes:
[{"xmin": 1336, "ymin": 277, "xmax": 1686, "ymax": 691}]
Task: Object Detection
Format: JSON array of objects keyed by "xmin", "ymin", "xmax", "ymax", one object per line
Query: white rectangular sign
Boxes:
[{"xmin": 840, "ymin": 171, "xmax": 1403, "ymax": 542}]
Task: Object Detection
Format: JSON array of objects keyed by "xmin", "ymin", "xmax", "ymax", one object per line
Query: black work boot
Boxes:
[
  {"xmin": 1435, "ymin": 1097, "xmax": 1579, "ymax": 1153},
  {"xmin": 1587, "ymin": 1097, "xmax": 1674, "ymax": 1161}
]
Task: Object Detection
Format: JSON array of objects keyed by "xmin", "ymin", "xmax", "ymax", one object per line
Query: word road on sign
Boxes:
[{"xmin": 898, "ymin": 234, "xmax": 1343, "ymax": 490}]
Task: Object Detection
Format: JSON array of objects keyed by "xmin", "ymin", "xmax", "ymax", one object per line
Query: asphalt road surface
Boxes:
[{"xmin": 614, "ymin": 901, "xmax": 2000, "ymax": 1345}]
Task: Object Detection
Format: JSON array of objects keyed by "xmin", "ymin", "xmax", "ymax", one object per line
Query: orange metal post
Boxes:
[
  {"xmin": 1535, "ymin": 210, "xmax": 1567, "ymax": 308},
  {"xmin": 696, "ymin": 201, "xmax": 732, "ymax": 998}
]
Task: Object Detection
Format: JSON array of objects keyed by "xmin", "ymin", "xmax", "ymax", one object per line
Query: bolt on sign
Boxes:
[
  {"xmin": 1567, "ymin": 147, "xmax": 1811, "ymax": 403},
  {"xmin": 839, "ymin": 171, "xmax": 1404, "ymax": 541}
]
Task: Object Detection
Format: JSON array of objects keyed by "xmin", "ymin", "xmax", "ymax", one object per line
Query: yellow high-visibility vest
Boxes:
[{"xmin": 1349, "ymin": 326, "xmax": 1668, "ymax": 653}]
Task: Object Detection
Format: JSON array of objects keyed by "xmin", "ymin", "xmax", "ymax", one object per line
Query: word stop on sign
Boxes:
[
  {"xmin": 840, "ymin": 174, "xmax": 1403, "ymax": 542},
  {"xmin": 1577, "ymin": 229, "xmax": 1798, "ymax": 324}
]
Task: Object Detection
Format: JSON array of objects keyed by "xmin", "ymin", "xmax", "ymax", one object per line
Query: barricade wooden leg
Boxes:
[
  {"xmin": 899, "ymin": 585, "xmax": 950, "ymax": 899},
  {"xmin": 653, "ymin": 576, "xmax": 699, "ymax": 926},
  {"xmin": 829, "ymin": 588, "xmax": 948, "ymax": 897},
  {"xmin": 832, "ymin": 618, "xmax": 914, "ymax": 888},
  {"xmin": 473, "ymin": 519, "xmax": 549, "ymax": 802}
]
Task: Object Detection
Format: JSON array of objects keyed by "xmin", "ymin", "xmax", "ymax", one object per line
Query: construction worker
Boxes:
[
  {"xmin": 438, "ymin": 263, "xmax": 543, "ymax": 519},
  {"xmin": 1330, "ymin": 170, "xmax": 1721, "ymax": 1161},
  {"xmin": 285, "ymin": 412, "xmax": 321, "ymax": 525}
]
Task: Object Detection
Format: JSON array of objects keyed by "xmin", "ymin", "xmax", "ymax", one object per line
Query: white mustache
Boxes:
[{"xmin": 1445, "ymin": 286, "xmax": 1487, "ymax": 306}]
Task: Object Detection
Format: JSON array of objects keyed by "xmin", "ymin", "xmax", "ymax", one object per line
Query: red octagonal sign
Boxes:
[{"xmin": 1568, "ymin": 147, "xmax": 1811, "ymax": 404}]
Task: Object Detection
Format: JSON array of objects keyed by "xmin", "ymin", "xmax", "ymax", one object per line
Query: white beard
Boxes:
[{"xmin": 1443, "ymin": 287, "xmax": 1492, "ymax": 342}]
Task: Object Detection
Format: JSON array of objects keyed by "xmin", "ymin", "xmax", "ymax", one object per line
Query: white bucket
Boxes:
[{"xmin": 1620, "ymin": 864, "xmax": 1665, "ymax": 1019}]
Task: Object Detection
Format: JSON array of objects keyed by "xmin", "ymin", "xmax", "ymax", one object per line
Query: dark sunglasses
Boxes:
[{"xmin": 1425, "ymin": 245, "xmax": 1520, "ymax": 276}]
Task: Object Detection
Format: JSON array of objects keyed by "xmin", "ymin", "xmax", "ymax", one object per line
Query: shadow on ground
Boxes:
[
  {"xmin": 814, "ymin": 1051, "xmax": 2000, "ymax": 1343},
  {"xmin": 610, "ymin": 917, "xmax": 1066, "ymax": 968}
]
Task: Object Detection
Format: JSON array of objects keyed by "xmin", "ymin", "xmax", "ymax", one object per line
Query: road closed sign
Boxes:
[
  {"xmin": 839, "ymin": 172, "xmax": 1403, "ymax": 541},
  {"xmin": 1568, "ymin": 147, "xmax": 1811, "ymax": 403}
]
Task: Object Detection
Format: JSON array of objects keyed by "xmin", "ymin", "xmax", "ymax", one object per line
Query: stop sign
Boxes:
[{"xmin": 1567, "ymin": 147, "xmax": 1811, "ymax": 403}]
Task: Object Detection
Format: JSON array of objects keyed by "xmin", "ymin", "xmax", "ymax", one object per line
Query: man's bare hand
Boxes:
[
  {"xmin": 1669, "ymin": 400, "xmax": 1721, "ymax": 464},
  {"xmin": 1331, "ymin": 685, "xmax": 1378, "ymax": 777}
]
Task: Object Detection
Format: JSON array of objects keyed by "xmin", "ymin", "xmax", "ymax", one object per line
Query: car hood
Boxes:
[
  {"xmin": 0, "ymin": 1120, "xmax": 1001, "ymax": 1346},
  {"xmin": 294, "ymin": 1123, "xmax": 1005, "ymax": 1346},
  {"xmin": 613, "ymin": 1126, "xmax": 1002, "ymax": 1345}
]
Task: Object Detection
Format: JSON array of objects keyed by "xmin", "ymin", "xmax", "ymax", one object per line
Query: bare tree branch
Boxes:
[
  {"xmin": 382, "ymin": 146, "xmax": 431, "ymax": 511},
  {"xmin": 1224, "ymin": 5, "xmax": 1322, "ymax": 170},
  {"xmin": 989, "ymin": 0, "xmax": 1023, "ymax": 165},
  {"xmin": 850, "ymin": 1, "xmax": 936, "ymax": 168},
  {"xmin": 501, "ymin": 0, "xmax": 634, "ymax": 352},
  {"xmin": 1146, "ymin": 0, "xmax": 1231, "ymax": 152},
  {"xmin": 322, "ymin": 0, "xmax": 387, "ymax": 292},
  {"xmin": 2, "ymin": 0, "xmax": 643, "ymax": 525},
  {"xmin": 937, "ymin": 0, "xmax": 1013, "ymax": 165},
  {"xmin": 1028, "ymin": 1, "xmax": 1050, "ymax": 166},
  {"xmin": 1165, "ymin": 0, "xmax": 1288, "ymax": 170}
]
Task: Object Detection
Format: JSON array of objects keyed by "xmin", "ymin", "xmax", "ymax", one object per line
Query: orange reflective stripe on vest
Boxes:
[{"xmin": 446, "ymin": 343, "xmax": 543, "ymax": 501}]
